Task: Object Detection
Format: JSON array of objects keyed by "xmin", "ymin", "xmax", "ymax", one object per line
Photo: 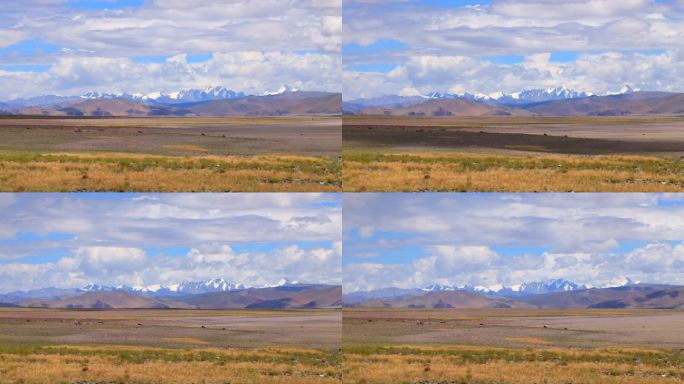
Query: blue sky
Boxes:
[
  {"xmin": 343, "ymin": 0, "xmax": 684, "ymax": 99},
  {"xmin": 0, "ymin": 1, "xmax": 341, "ymax": 99},
  {"xmin": 343, "ymin": 193, "xmax": 684, "ymax": 292},
  {"xmin": 0, "ymin": 193, "xmax": 341, "ymax": 292}
]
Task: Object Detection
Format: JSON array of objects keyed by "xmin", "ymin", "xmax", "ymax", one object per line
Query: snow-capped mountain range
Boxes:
[
  {"xmin": 81, "ymin": 278, "xmax": 301, "ymax": 296},
  {"xmin": 80, "ymin": 86, "xmax": 247, "ymax": 104},
  {"xmin": 0, "ymin": 85, "xmax": 304, "ymax": 110},
  {"xmin": 344, "ymin": 278, "xmax": 640, "ymax": 303},
  {"xmin": 423, "ymin": 85, "xmax": 636, "ymax": 105},
  {"xmin": 421, "ymin": 277, "xmax": 637, "ymax": 297}
]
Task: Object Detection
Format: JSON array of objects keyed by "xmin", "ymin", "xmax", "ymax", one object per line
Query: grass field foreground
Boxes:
[
  {"xmin": 343, "ymin": 151, "xmax": 684, "ymax": 192},
  {"xmin": 0, "ymin": 152, "xmax": 341, "ymax": 192}
]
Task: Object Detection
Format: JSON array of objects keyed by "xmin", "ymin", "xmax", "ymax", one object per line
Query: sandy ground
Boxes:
[
  {"xmin": 0, "ymin": 116, "xmax": 341, "ymax": 157},
  {"xmin": 344, "ymin": 115, "xmax": 684, "ymax": 155},
  {"xmin": 343, "ymin": 308, "xmax": 684, "ymax": 349},
  {"xmin": 0, "ymin": 308, "xmax": 341, "ymax": 349}
]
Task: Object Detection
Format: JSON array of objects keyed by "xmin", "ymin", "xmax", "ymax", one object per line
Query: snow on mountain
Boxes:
[
  {"xmin": 262, "ymin": 85, "xmax": 300, "ymax": 96},
  {"xmin": 598, "ymin": 277, "xmax": 638, "ymax": 288},
  {"xmin": 421, "ymin": 278, "xmax": 587, "ymax": 296},
  {"xmin": 81, "ymin": 278, "xmax": 247, "ymax": 295},
  {"xmin": 263, "ymin": 278, "xmax": 301, "ymax": 288},
  {"xmin": 79, "ymin": 277, "xmax": 305, "ymax": 296},
  {"xmin": 424, "ymin": 86, "xmax": 596, "ymax": 104},
  {"xmin": 80, "ymin": 86, "xmax": 246, "ymax": 104},
  {"xmin": 606, "ymin": 84, "xmax": 639, "ymax": 96}
]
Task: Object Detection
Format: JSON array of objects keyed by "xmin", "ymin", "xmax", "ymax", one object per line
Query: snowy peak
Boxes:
[
  {"xmin": 516, "ymin": 279, "xmax": 586, "ymax": 295},
  {"xmin": 600, "ymin": 277, "xmax": 638, "ymax": 288},
  {"xmin": 421, "ymin": 278, "xmax": 587, "ymax": 296},
  {"xmin": 606, "ymin": 84, "xmax": 639, "ymax": 96},
  {"xmin": 263, "ymin": 85, "xmax": 300, "ymax": 96},
  {"xmin": 424, "ymin": 86, "xmax": 595, "ymax": 104},
  {"xmin": 81, "ymin": 278, "xmax": 247, "ymax": 296},
  {"xmin": 80, "ymin": 86, "xmax": 246, "ymax": 104}
]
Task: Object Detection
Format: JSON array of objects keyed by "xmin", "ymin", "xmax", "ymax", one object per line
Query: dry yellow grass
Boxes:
[
  {"xmin": 504, "ymin": 337, "xmax": 551, "ymax": 345},
  {"xmin": 343, "ymin": 345, "xmax": 684, "ymax": 384},
  {"xmin": 0, "ymin": 345, "xmax": 340, "ymax": 384},
  {"xmin": 162, "ymin": 144, "xmax": 210, "ymax": 152},
  {"xmin": 162, "ymin": 337, "xmax": 209, "ymax": 345},
  {"xmin": 343, "ymin": 151, "xmax": 684, "ymax": 192},
  {"xmin": 0, "ymin": 152, "xmax": 340, "ymax": 192}
]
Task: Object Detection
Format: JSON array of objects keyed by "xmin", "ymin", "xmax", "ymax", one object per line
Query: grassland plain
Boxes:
[
  {"xmin": 342, "ymin": 308, "xmax": 684, "ymax": 384},
  {"xmin": 0, "ymin": 116, "xmax": 341, "ymax": 192},
  {"xmin": 343, "ymin": 115, "xmax": 684, "ymax": 192},
  {"xmin": 0, "ymin": 308, "xmax": 341, "ymax": 384}
]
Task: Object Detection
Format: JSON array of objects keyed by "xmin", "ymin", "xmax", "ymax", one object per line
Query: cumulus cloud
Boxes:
[
  {"xmin": 0, "ymin": 193, "xmax": 341, "ymax": 292},
  {"xmin": 343, "ymin": 0, "xmax": 684, "ymax": 99},
  {"xmin": 343, "ymin": 193, "xmax": 684, "ymax": 292},
  {"xmin": 0, "ymin": 0, "xmax": 341, "ymax": 99}
]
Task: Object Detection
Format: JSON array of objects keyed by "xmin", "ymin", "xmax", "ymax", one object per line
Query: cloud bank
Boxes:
[
  {"xmin": 0, "ymin": 0, "xmax": 341, "ymax": 99},
  {"xmin": 343, "ymin": 0, "xmax": 684, "ymax": 99},
  {"xmin": 0, "ymin": 193, "xmax": 342, "ymax": 292},
  {"xmin": 343, "ymin": 193, "xmax": 684, "ymax": 292}
]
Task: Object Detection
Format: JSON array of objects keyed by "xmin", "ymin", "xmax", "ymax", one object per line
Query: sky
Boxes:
[
  {"xmin": 343, "ymin": 0, "xmax": 684, "ymax": 99},
  {"xmin": 343, "ymin": 193, "xmax": 684, "ymax": 293},
  {"xmin": 0, "ymin": 193, "xmax": 341, "ymax": 293},
  {"xmin": 0, "ymin": 0, "xmax": 341, "ymax": 100}
]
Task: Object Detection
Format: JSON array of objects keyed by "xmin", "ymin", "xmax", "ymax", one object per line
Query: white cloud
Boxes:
[
  {"xmin": 0, "ymin": 242, "xmax": 341, "ymax": 292},
  {"xmin": 343, "ymin": 193, "xmax": 684, "ymax": 292},
  {"xmin": 344, "ymin": 49, "xmax": 684, "ymax": 99},
  {"xmin": 343, "ymin": 0, "xmax": 684, "ymax": 99},
  {"xmin": 0, "ymin": 0, "xmax": 341, "ymax": 98}
]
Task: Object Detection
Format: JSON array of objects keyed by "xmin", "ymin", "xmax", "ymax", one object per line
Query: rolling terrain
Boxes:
[
  {"xmin": 344, "ymin": 283, "xmax": 684, "ymax": 383},
  {"xmin": 0, "ymin": 115, "xmax": 341, "ymax": 192},
  {"xmin": 10, "ymin": 284, "xmax": 341, "ymax": 310},
  {"xmin": 0, "ymin": 308, "xmax": 341, "ymax": 384},
  {"xmin": 343, "ymin": 307, "xmax": 684, "ymax": 384},
  {"xmin": 15, "ymin": 92, "xmax": 341, "ymax": 117},
  {"xmin": 345, "ymin": 91, "xmax": 684, "ymax": 117},
  {"xmin": 343, "ymin": 114, "xmax": 684, "ymax": 192},
  {"xmin": 345, "ymin": 284, "xmax": 684, "ymax": 309}
]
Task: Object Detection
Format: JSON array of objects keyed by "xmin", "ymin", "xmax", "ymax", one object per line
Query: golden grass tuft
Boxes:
[
  {"xmin": 0, "ymin": 152, "xmax": 341, "ymax": 192},
  {"xmin": 343, "ymin": 150, "xmax": 684, "ymax": 192}
]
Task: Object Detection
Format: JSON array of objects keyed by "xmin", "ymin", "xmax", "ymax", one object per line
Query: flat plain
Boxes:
[
  {"xmin": 0, "ymin": 308, "xmax": 341, "ymax": 384},
  {"xmin": 0, "ymin": 116, "xmax": 341, "ymax": 191},
  {"xmin": 343, "ymin": 308, "xmax": 684, "ymax": 384},
  {"xmin": 343, "ymin": 115, "xmax": 684, "ymax": 191}
]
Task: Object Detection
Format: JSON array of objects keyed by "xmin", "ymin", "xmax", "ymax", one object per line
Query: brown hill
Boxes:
[
  {"xmin": 184, "ymin": 285, "xmax": 342, "ymax": 309},
  {"xmin": 19, "ymin": 99, "xmax": 153, "ymax": 117},
  {"xmin": 186, "ymin": 92, "xmax": 341, "ymax": 116},
  {"xmin": 522, "ymin": 285, "xmax": 684, "ymax": 309},
  {"xmin": 15, "ymin": 92, "xmax": 341, "ymax": 117},
  {"xmin": 359, "ymin": 291, "xmax": 529, "ymax": 309},
  {"xmin": 20, "ymin": 291, "xmax": 193, "ymax": 309},
  {"xmin": 526, "ymin": 92, "xmax": 684, "ymax": 116},
  {"xmin": 358, "ymin": 98, "xmax": 530, "ymax": 117}
]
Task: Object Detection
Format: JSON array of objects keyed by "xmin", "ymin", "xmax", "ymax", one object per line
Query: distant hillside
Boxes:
[
  {"xmin": 355, "ymin": 98, "xmax": 530, "ymax": 117},
  {"xmin": 349, "ymin": 284, "xmax": 684, "ymax": 310},
  {"xmin": 14, "ymin": 284, "xmax": 341, "ymax": 309},
  {"xmin": 353, "ymin": 290, "xmax": 529, "ymax": 309},
  {"xmin": 345, "ymin": 91, "xmax": 684, "ymax": 117},
  {"xmin": 19, "ymin": 99, "xmax": 156, "ymax": 117},
  {"xmin": 525, "ymin": 92, "xmax": 684, "ymax": 116},
  {"xmin": 185, "ymin": 285, "xmax": 342, "ymax": 309},
  {"xmin": 20, "ymin": 291, "xmax": 193, "ymax": 309},
  {"xmin": 522, "ymin": 285, "xmax": 684, "ymax": 309},
  {"xmin": 185, "ymin": 92, "xmax": 341, "ymax": 116},
  {"xmin": 14, "ymin": 92, "xmax": 341, "ymax": 117}
]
